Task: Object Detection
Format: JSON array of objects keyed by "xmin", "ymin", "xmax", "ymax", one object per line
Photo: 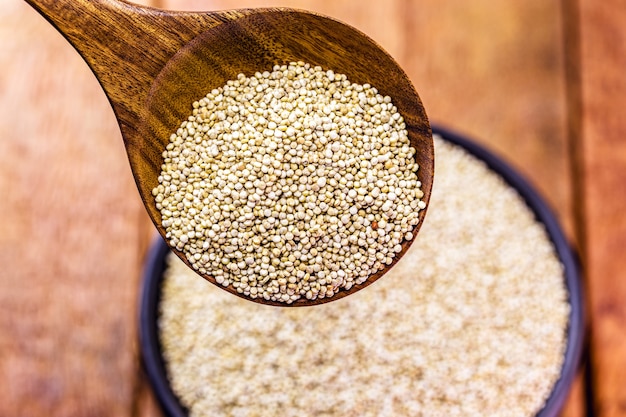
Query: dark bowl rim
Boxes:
[{"xmin": 138, "ymin": 124, "xmax": 585, "ymax": 417}]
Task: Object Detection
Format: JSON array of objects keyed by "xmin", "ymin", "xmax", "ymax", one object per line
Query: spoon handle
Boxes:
[
  {"xmin": 23, "ymin": 0, "xmax": 243, "ymax": 135},
  {"xmin": 24, "ymin": 0, "xmax": 173, "ymax": 129}
]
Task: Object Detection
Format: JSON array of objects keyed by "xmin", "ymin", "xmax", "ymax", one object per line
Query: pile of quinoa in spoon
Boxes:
[{"xmin": 153, "ymin": 61, "xmax": 426, "ymax": 304}]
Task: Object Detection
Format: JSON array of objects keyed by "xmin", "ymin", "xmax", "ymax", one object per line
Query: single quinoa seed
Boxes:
[
  {"xmin": 158, "ymin": 136, "xmax": 570, "ymax": 417},
  {"xmin": 153, "ymin": 61, "xmax": 425, "ymax": 303}
]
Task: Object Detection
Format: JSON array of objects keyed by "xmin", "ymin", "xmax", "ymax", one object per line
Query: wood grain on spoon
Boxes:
[{"xmin": 24, "ymin": 0, "xmax": 434, "ymax": 306}]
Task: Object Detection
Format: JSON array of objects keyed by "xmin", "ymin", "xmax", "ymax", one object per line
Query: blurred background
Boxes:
[{"xmin": 1, "ymin": 0, "xmax": 624, "ymax": 416}]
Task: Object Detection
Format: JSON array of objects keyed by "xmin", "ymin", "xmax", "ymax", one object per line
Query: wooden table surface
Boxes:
[{"xmin": 1, "ymin": 0, "xmax": 624, "ymax": 416}]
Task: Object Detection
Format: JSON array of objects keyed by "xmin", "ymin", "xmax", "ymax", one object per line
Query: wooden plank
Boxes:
[
  {"xmin": 401, "ymin": 0, "xmax": 574, "ymax": 239},
  {"xmin": 0, "ymin": 0, "xmax": 583, "ymax": 415},
  {"xmin": 563, "ymin": 0, "xmax": 626, "ymax": 415},
  {"xmin": 134, "ymin": 368, "xmax": 165, "ymax": 417},
  {"xmin": 560, "ymin": 372, "xmax": 587, "ymax": 417},
  {"xmin": 0, "ymin": 0, "xmax": 155, "ymax": 416}
]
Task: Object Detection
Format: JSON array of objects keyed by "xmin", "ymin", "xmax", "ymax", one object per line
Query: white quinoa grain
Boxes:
[
  {"xmin": 154, "ymin": 62, "xmax": 425, "ymax": 303},
  {"xmin": 158, "ymin": 136, "xmax": 570, "ymax": 417}
]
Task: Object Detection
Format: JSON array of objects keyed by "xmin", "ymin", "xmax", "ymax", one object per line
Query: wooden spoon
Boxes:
[{"xmin": 25, "ymin": 0, "xmax": 434, "ymax": 306}]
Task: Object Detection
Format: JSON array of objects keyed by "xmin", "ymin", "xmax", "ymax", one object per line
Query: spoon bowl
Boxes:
[{"xmin": 25, "ymin": 0, "xmax": 434, "ymax": 306}]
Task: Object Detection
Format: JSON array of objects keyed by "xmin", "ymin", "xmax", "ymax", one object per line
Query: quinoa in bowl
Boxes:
[{"xmin": 140, "ymin": 127, "xmax": 584, "ymax": 417}]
